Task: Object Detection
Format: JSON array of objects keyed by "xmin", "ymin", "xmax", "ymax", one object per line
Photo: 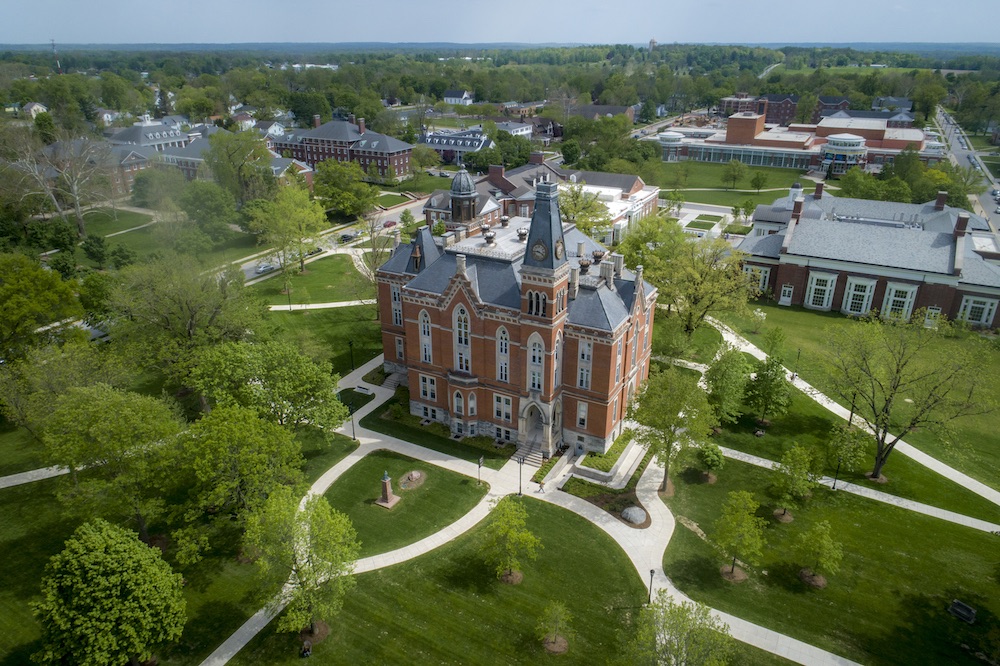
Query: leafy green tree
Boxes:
[
  {"xmin": 744, "ymin": 355, "xmax": 791, "ymax": 423},
  {"xmin": 244, "ymin": 485, "xmax": 360, "ymax": 635},
  {"xmin": 479, "ymin": 497, "xmax": 542, "ymax": 580},
  {"xmin": 631, "ymin": 366, "xmax": 715, "ymax": 491},
  {"xmin": 410, "ymin": 144, "xmax": 440, "ymax": 172},
  {"xmin": 770, "ymin": 444, "xmax": 815, "ymax": 518},
  {"xmin": 247, "ymin": 185, "xmax": 326, "ymax": 274},
  {"xmin": 399, "ymin": 208, "xmax": 416, "ymax": 230},
  {"xmin": 558, "ymin": 181, "xmax": 611, "ymax": 237},
  {"xmin": 705, "ymin": 344, "xmax": 750, "ymax": 425},
  {"xmin": 560, "ymin": 138, "xmax": 581, "ymax": 165},
  {"xmin": 81, "ymin": 234, "xmax": 108, "ymax": 268},
  {"xmin": 204, "ymin": 131, "xmax": 276, "ymax": 205},
  {"xmin": 721, "ymin": 159, "xmax": 747, "ymax": 190},
  {"xmin": 714, "ymin": 490, "xmax": 767, "ymax": 575},
  {"xmin": 495, "ymin": 131, "xmax": 532, "ymax": 168},
  {"xmin": 106, "ymin": 258, "xmax": 266, "ymax": 385},
  {"xmin": 663, "ymin": 190, "xmax": 684, "ymax": 217},
  {"xmin": 191, "ymin": 340, "xmax": 348, "ymax": 430},
  {"xmin": 130, "ymin": 169, "xmax": 187, "ymax": 209},
  {"xmin": 826, "ymin": 424, "xmax": 868, "ymax": 474},
  {"xmin": 0, "ymin": 253, "xmax": 81, "ymax": 360},
  {"xmin": 536, "ymin": 601, "xmax": 573, "ymax": 651},
  {"xmin": 462, "ymin": 146, "xmax": 503, "ymax": 174},
  {"xmin": 313, "ymin": 159, "xmax": 378, "ymax": 220},
  {"xmin": 32, "ymin": 520, "xmax": 186, "ymax": 666},
  {"xmin": 749, "ymin": 171, "xmax": 769, "ymax": 193},
  {"xmin": 179, "ymin": 180, "xmax": 238, "ymax": 243},
  {"xmin": 109, "ymin": 243, "xmax": 137, "ymax": 269},
  {"xmin": 33, "ymin": 111, "xmax": 57, "ymax": 144},
  {"xmin": 621, "ymin": 590, "xmax": 735, "ymax": 666},
  {"xmin": 48, "ymin": 250, "xmax": 77, "ymax": 280},
  {"xmin": 44, "ymin": 384, "xmax": 184, "ymax": 541},
  {"xmin": 826, "ymin": 314, "xmax": 986, "ymax": 479},
  {"xmin": 797, "ymin": 520, "xmax": 843, "ymax": 580},
  {"xmin": 698, "ymin": 441, "xmax": 726, "ymax": 476}
]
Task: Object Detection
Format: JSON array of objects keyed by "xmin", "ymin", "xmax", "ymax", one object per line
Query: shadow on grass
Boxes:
[
  {"xmin": 166, "ymin": 600, "xmax": 247, "ymax": 661},
  {"xmin": 0, "ymin": 640, "xmax": 38, "ymax": 666},
  {"xmin": 437, "ymin": 552, "xmax": 496, "ymax": 596},
  {"xmin": 665, "ymin": 555, "xmax": 730, "ymax": 595},
  {"xmin": 873, "ymin": 589, "xmax": 1000, "ymax": 665},
  {"xmin": 679, "ymin": 466, "xmax": 711, "ymax": 487},
  {"xmin": 767, "ymin": 561, "xmax": 813, "ymax": 595}
]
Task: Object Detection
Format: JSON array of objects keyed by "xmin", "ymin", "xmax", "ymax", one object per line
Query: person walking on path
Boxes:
[{"xmin": 538, "ymin": 480, "xmax": 545, "ymax": 493}]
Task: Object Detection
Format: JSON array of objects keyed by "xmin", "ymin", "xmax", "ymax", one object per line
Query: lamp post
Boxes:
[
  {"xmin": 832, "ymin": 456, "xmax": 843, "ymax": 491},
  {"xmin": 478, "ymin": 455, "xmax": 484, "ymax": 486},
  {"xmin": 648, "ymin": 569, "xmax": 655, "ymax": 604},
  {"xmin": 349, "ymin": 402, "xmax": 357, "ymax": 441},
  {"xmin": 793, "ymin": 348, "xmax": 801, "ymax": 380},
  {"xmin": 517, "ymin": 456, "xmax": 525, "ymax": 496},
  {"xmin": 348, "ymin": 340, "xmax": 355, "ymax": 371}
]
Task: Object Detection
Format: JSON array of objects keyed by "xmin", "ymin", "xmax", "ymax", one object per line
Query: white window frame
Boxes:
[
  {"xmin": 576, "ymin": 401, "xmax": 588, "ymax": 428},
  {"xmin": 958, "ymin": 295, "xmax": 998, "ymax": 326},
  {"xmin": 578, "ymin": 365, "xmax": 591, "ymax": 390},
  {"xmin": 494, "ymin": 394, "xmax": 512, "ymax": 421},
  {"xmin": 528, "ymin": 337, "xmax": 544, "ymax": 392},
  {"xmin": 881, "ymin": 282, "xmax": 918, "ymax": 320},
  {"xmin": 580, "ymin": 341, "xmax": 592, "ymax": 363},
  {"xmin": 454, "ymin": 391, "xmax": 463, "ymax": 415},
  {"xmin": 391, "ymin": 285, "xmax": 402, "ymax": 326},
  {"xmin": 743, "ymin": 265, "xmax": 771, "ymax": 292},
  {"xmin": 496, "ymin": 327, "xmax": 510, "ymax": 382},
  {"xmin": 468, "ymin": 393, "xmax": 476, "ymax": 416},
  {"xmin": 840, "ymin": 276, "xmax": 876, "ymax": 316},
  {"xmin": 420, "ymin": 375, "xmax": 437, "ymax": 401},
  {"xmin": 419, "ymin": 310, "xmax": 433, "ymax": 364},
  {"xmin": 454, "ymin": 307, "xmax": 470, "ymax": 373},
  {"xmin": 395, "ymin": 337, "xmax": 404, "ymax": 360},
  {"xmin": 805, "ymin": 271, "xmax": 836, "ymax": 311}
]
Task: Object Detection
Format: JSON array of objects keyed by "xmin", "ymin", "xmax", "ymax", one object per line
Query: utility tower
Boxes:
[{"xmin": 51, "ymin": 39, "xmax": 62, "ymax": 74}]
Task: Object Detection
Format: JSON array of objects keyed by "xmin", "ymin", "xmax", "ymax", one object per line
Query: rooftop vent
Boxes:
[{"xmin": 517, "ymin": 227, "xmax": 529, "ymax": 242}]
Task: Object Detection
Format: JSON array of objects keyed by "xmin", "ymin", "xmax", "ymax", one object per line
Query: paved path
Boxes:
[
  {"xmin": 707, "ymin": 317, "xmax": 1000, "ymax": 508},
  {"xmin": 0, "ymin": 465, "xmax": 68, "ymax": 490},
  {"xmin": 267, "ymin": 299, "xmax": 374, "ymax": 311}
]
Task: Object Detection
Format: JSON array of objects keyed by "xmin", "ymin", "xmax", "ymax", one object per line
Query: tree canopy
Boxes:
[
  {"xmin": 32, "ymin": 519, "xmax": 186, "ymax": 666},
  {"xmin": 0, "ymin": 253, "xmax": 82, "ymax": 360}
]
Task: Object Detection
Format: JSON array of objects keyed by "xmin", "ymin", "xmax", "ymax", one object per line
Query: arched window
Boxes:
[
  {"xmin": 468, "ymin": 393, "xmax": 477, "ymax": 416},
  {"xmin": 454, "ymin": 307, "xmax": 470, "ymax": 373},
  {"xmin": 454, "ymin": 391, "xmax": 464, "ymax": 415},
  {"xmin": 554, "ymin": 333, "xmax": 563, "ymax": 388},
  {"xmin": 496, "ymin": 327, "xmax": 510, "ymax": 383},
  {"xmin": 528, "ymin": 337, "xmax": 544, "ymax": 391},
  {"xmin": 419, "ymin": 310, "xmax": 432, "ymax": 363}
]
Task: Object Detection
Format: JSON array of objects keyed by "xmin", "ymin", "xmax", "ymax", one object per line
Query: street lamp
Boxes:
[
  {"xmin": 792, "ymin": 348, "xmax": 801, "ymax": 380},
  {"xmin": 349, "ymin": 402, "xmax": 357, "ymax": 441},
  {"xmin": 648, "ymin": 569, "xmax": 655, "ymax": 604},
  {"xmin": 832, "ymin": 456, "xmax": 843, "ymax": 491},
  {"xmin": 517, "ymin": 456, "xmax": 526, "ymax": 496},
  {"xmin": 478, "ymin": 455, "xmax": 484, "ymax": 486},
  {"xmin": 348, "ymin": 340, "xmax": 355, "ymax": 371}
]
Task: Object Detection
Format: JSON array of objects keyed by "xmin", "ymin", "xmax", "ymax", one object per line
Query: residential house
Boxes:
[
  {"xmin": 444, "ymin": 90, "xmax": 475, "ymax": 106},
  {"xmin": 419, "ymin": 129, "xmax": 495, "ymax": 165},
  {"xmin": 22, "ymin": 102, "xmax": 47, "ymax": 119}
]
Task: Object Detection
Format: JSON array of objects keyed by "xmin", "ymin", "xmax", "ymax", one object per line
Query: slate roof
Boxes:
[
  {"xmin": 564, "ymin": 169, "xmax": 640, "ymax": 193},
  {"xmin": 572, "ymin": 104, "xmax": 632, "ymax": 119},
  {"xmin": 736, "ymin": 232, "xmax": 784, "ymax": 259},
  {"xmin": 109, "ymin": 122, "xmax": 186, "ymax": 147},
  {"xmin": 873, "ymin": 96, "xmax": 913, "ymax": 111},
  {"xmin": 820, "ymin": 109, "xmax": 914, "ymax": 122}
]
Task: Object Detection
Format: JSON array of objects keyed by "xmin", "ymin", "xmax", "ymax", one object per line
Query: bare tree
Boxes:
[{"xmin": 45, "ymin": 137, "xmax": 114, "ymax": 237}]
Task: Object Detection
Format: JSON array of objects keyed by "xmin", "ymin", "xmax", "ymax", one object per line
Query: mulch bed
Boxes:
[
  {"xmin": 773, "ymin": 508, "xmax": 794, "ymax": 523},
  {"xmin": 799, "ymin": 568, "xmax": 827, "ymax": 589},
  {"xmin": 299, "ymin": 621, "xmax": 331, "ymax": 645},
  {"xmin": 500, "ymin": 570, "xmax": 524, "ymax": 585},
  {"xmin": 721, "ymin": 565, "xmax": 748, "ymax": 583},
  {"xmin": 543, "ymin": 636, "xmax": 569, "ymax": 654}
]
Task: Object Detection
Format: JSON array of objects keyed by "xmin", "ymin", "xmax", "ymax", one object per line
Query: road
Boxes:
[{"xmin": 935, "ymin": 107, "xmax": 998, "ymax": 222}]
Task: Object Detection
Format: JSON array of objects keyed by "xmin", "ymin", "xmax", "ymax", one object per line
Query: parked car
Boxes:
[
  {"xmin": 994, "ymin": 206, "xmax": 1000, "ymax": 214},
  {"xmin": 383, "ymin": 220, "xmax": 398, "ymax": 228},
  {"xmin": 340, "ymin": 233, "xmax": 356, "ymax": 242},
  {"xmin": 255, "ymin": 263, "xmax": 275, "ymax": 274}
]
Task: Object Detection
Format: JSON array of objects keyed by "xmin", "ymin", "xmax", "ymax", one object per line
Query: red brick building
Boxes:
[
  {"xmin": 377, "ymin": 178, "xmax": 657, "ymax": 455},
  {"xmin": 272, "ymin": 116, "xmax": 413, "ymax": 181}
]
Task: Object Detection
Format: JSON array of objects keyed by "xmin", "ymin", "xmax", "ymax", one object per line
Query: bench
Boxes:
[
  {"xmin": 948, "ymin": 600, "xmax": 977, "ymax": 624},
  {"xmin": 354, "ymin": 386, "xmax": 374, "ymax": 395}
]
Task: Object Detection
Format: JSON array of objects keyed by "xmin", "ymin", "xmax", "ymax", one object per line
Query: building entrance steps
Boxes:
[{"xmin": 514, "ymin": 436, "xmax": 544, "ymax": 468}]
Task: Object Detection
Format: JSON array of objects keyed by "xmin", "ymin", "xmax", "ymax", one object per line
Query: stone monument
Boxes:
[{"xmin": 375, "ymin": 470, "xmax": 400, "ymax": 509}]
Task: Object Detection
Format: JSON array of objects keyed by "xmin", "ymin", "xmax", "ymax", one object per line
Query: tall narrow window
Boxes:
[
  {"xmin": 554, "ymin": 334, "xmax": 562, "ymax": 388},
  {"xmin": 454, "ymin": 392, "xmax": 463, "ymax": 415},
  {"xmin": 419, "ymin": 310, "xmax": 432, "ymax": 364},
  {"xmin": 497, "ymin": 327, "xmax": 509, "ymax": 382},
  {"xmin": 577, "ymin": 402, "xmax": 588, "ymax": 428},
  {"xmin": 391, "ymin": 285, "xmax": 402, "ymax": 326},
  {"xmin": 454, "ymin": 307, "xmax": 470, "ymax": 373},
  {"xmin": 468, "ymin": 393, "xmax": 477, "ymax": 416},
  {"xmin": 615, "ymin": 340, "xmax": 622, "ymax": 383},
  {"xmin": 529, "ymin": 339, "xmax": 543, "ymax": 391}
]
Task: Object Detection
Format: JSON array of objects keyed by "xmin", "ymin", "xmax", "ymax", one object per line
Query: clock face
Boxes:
[
  {"xmin": 531, "ymin": 241, "xmax": 548, "ymax": 261},
  {"xmin": 554, "ymin": 240, "xmax": 564, "ymax": 260}
]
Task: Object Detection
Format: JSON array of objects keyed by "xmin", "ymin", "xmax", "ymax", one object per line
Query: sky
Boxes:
[{"xmin": 5, "ymin": 0, "xmax": 1000, "ymax": 46}]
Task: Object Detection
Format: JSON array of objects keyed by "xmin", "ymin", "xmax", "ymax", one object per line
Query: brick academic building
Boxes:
[{"xmin": 376, "ymin": 174, "xmax": 658, "ymax": 456}]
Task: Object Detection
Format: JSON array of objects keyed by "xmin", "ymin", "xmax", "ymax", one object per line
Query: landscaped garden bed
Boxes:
[{"xmin": 578, "ymin": 430, "xmax": 633, "ymax": 472}]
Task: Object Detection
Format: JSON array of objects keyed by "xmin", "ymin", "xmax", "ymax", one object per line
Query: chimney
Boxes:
[
  {"xmin": 488, "ymin": 164, "xmax": 505, "ymax": 183},
  {"xmin": 313, "ymin": 114, "xmax": 321, "ymax": 128},
  {"xmin": 955, "ymin": 212, "xmax": 969, "ymax": 238},
  {"xmin": 577, "ymin": 241, "xmax": 585, "ymax": 258},
  {"xmin": 393, "ymin": 229, "xmax": 401, "ymax": 248},
  {"xmin": 635, "ymin": 265, "xmax": 644, "ymax": 285},
  {"xmin": 792, "ymin": 196, "xmax": 804, "ymax": 220},
  {"xmin": 935, "ymin": 191, "xmax": 948, "ymax": 211},
  {"xmin": 814, "ymin": 182, "xmax": 824, "ymax": 199},
  {"xmin": 348, "ymin": 114, "xmax": 356, "ymax": 125},
  {"xmin": 456, "ymin": 254, "xmax": 467, "ymax": 277},
  {"xmin": 441, "ymin": 231, "xmax": 456, "ymax": 247},
  {"xmin": 612, "ymin": 253, "xmax": 624, "ymax": 277},
  {"xmin": 600, "ymin": 260, "xmax": 615, "ymax": 287},
  {"xmin": 569, "ymin": 266, "xmax": 580, "ymax": 300},
  {"xmin": 529, "ymin": 151, "xmax": 544, "ymax": 164},
  {"xmin": 358, "ymin": 117, "xmax": 366, "ymax": 134}
]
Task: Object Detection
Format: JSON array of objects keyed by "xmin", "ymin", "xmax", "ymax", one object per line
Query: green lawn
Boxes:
[
  {"xmin": 80, "ymin": 225, "xmax": 260, "ymax": 270},
  {"xmin": 0, "ymin": 423, "xmax": 43, "ymax": 477},
  {"xmin": 966, "ymin": 134, "xmax": 996, "ymax": 152},
  {"xmin": 377, "ymin": 193, "xmax": 409, "ymax": 208},
  {"xmin": 82, "ymin": 208, "xmax": 153, "ymax": 237},
  {"xmin": 323, "ymin": 449, "xmax": 488, "ymax": 558},
  {"xmin": 268, "ymin": 306, "xmax": 381, "ymax": 377},
  {"xmin": 352, "ymin": 235, "xmax": 394, "ymax": 249},
  {"xmin": 725, "ymin": 224, "xmax": 753, "ymax": 235},
  {"xmin": 250, "ymin": 255, "xmax": 374, "ymax": 305},
  {"xmin": 696, "ymin": 214, "xmax": 724, "ymax": 222},
  {"xmin": 686, "ymin": 220, "xmax": 716, "ymax": 230},
  {"xmin": 648, "ymin": 161, "xmax": 807, "ymax": 192},
  {"xmin": 228, "ymin": 498, "xmax": 649, "ymax": 665},
  {"xmin": 383, "ymin": 172, "xmax": 450, "ymax": 195},
  {"xmin": 360, "ymin": 395, "xmax": 513, "ymax": 470},
  {"xmin": 711, "ymin": 383, "xmax": 1000, "ymax": 524},
  {"xmin": 721, "ymin": 302, "xmax": 1000, "ymax": 493},
  {"xmin": 336, "ymin": 388, "xmax": 375, "ymax": 413},
  {"xmin": 579, "ymin": 430, "xmax": 633, "ymax": 472},
  {"xmin": 664, "ymin": 457, "xmax": 1000, "ymax": 666}
]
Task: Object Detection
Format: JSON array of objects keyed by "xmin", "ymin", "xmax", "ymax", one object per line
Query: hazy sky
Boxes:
[{"xmin": 6, "ymin": 0, "xmax": 999, "ymax": 45}]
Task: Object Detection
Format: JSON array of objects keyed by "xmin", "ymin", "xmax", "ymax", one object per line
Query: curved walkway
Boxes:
[{"xmin": 200, "ymin": 354, "xmax": 862, "ymax": 666}]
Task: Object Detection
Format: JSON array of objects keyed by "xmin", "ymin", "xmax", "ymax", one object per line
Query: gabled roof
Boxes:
[{"xmin": 564, "ymin": 169, "xmax": 641, "ymax": 193}]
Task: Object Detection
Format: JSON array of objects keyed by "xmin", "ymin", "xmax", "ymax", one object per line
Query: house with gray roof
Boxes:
[
  {"xmin": 377, "ymin": 179, "xmax": 657, "ymax": 456},
  {"xmin": 419, "ymin": 129, "xmax": 494, "ymax": 164},
  {"xmin": 108, "ymin": 115, "xmax": 189, "ymax": 152},
  {"xmin": 739, "ymin": 182, "xmax": 1000, "ymax": 327}
]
